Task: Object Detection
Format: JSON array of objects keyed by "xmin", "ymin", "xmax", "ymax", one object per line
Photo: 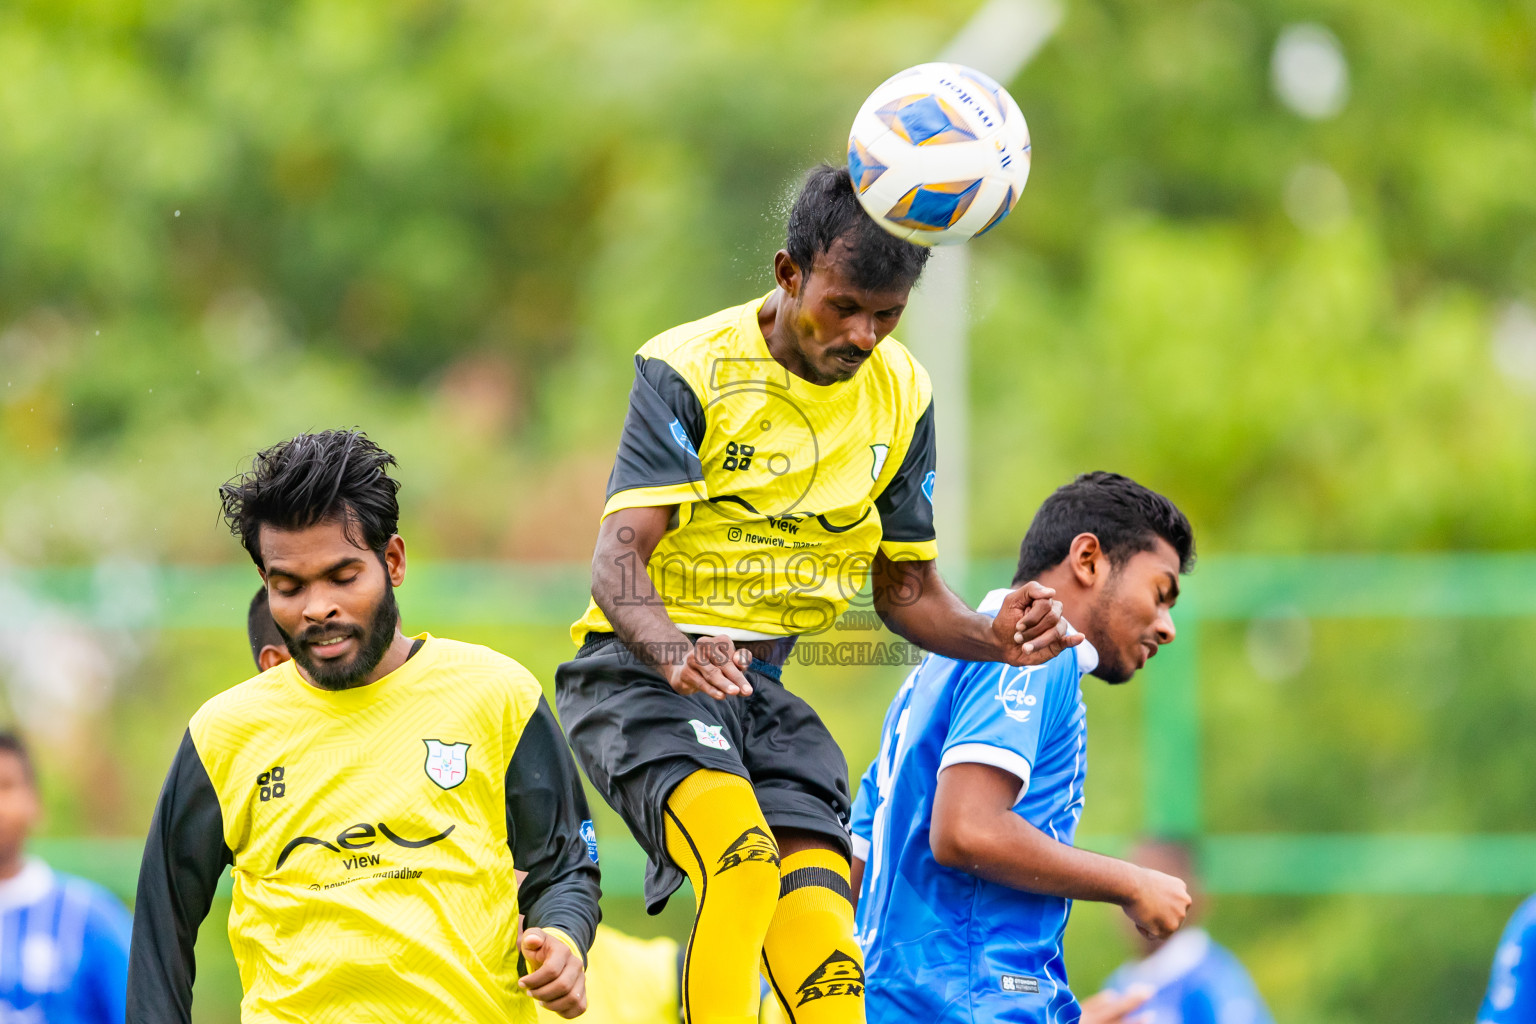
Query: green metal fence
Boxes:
[
  {"xmin": 11, "ymin": 554, "xmax": 1536, "ymax": 899},
  {"xmin": 1136, "ymin": 553, "xmax": 1536, "ymax": 895}
]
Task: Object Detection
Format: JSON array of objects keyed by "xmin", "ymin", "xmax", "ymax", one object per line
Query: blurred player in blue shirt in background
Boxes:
[
  {"xmin": 1103, "ymin": 840, "xmax": 1273, "ymax": 1024},
  {"xmin": 851, "ymin": 472, "xmax": 1196, "ymax": 1024},
  {"xmin": 1479, "ymin": 894, "xmax": 1536, "ymax": 1022},
  {"xmin": 0, "ymin": 729, "xmax": 131, "ymax": 1023}
]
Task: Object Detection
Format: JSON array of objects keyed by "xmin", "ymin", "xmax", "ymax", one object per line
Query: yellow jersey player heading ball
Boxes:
[
  {"xmin": 557, "ymin": 164, "xmax": 1078, "ymax": 1024},
  {"xmin": 128, "ymin": 430, "xmax": 601, "ymax": 1023}
]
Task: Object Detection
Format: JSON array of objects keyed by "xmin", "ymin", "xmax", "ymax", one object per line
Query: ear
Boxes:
[
  {"xmin": 1067, "ymin": 533, "xmax": 1106, "ymax": 589},
  {"xmin": 773, "ymin": 250, "xmax": 803, "ymax": 297},
  {"xmin": 258, "ymin": 645, "xmax": 291, "ymax": 672},
  {"xmin": 384, "ymin": 534, "xmax": 407, "ymax": 588}
]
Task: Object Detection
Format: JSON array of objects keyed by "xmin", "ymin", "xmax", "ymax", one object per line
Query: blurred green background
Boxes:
[{"xmin": 3, "ymin": 0, "xmax": 1536, "ymax": 1020}]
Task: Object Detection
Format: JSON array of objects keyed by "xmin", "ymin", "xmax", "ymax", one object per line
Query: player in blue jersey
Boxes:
[
  {"xmin": 851, "ymin": 472, "xmax": 1196, "ymax": 1024},
  {"xmin": 1103, "ymin": 840, "xmax": 1272, "ymax": 1024},
  {"xmin": 0, "ymin": 729, "xmax": 131, "ymax": 1023},
  {"xmin": 850, "ymin": 769, "xmax": 1152, "ymax": 1024},
  {"xmin": 1479, "ymin": 893, "xmax": 1536, "ymax": 1022}
]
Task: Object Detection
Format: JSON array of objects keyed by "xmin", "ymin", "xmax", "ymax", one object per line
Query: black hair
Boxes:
[
  {"xmin": 247, "ymin": 587, "xmax": 288, "ymax": 668},
  {"xmin": 1013, "ymin": 472, "xmax": 1195, "ymax": 585},
  {"xmin": 219, "ymin": 429, "xmax": 401, "ymax": 571},
  {"xmin": 0, "ymin": 731, "xmax": 36, "ymax": 785},
  {"xmin": 785, "ymin": 164, "xmax": 931, "ymax": 291}
]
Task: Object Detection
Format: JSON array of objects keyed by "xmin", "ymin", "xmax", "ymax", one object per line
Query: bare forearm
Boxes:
[
  {"xmin": 874, "ymin": 555, "xmax": 1077, "ymax": 667},
  {"xmin": 591, "ymin": 553, "xmax": 690, "ymax": 670},
  {"xmin": 589, "ymin": 510, "xmax": 691, "ymax": 674},
  {"xmin": 881, "ymin": 582, "xmax": 1002, "ymax": 661},
  {"xmin": 589, "ymin": 507, "xmax": 756, "ymax": 700},
  {"xmin": 874, "ymin": 559, "xmax": 1003, "ymax": 661},
  {"xmin": 933, "ymin": 764, "xmax": 1188, "ymax": 938},
  {"xmin": 936, "ymin": 813, "xmax": 1140, "ymax": 906}
]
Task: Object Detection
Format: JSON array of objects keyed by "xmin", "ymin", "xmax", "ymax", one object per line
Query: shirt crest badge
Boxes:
[
  {"xmin": 688, "ymin": 719, "xmax": 731, "ymax": 750},
  {"xmin": 423, "ymin": 739, "xmax": 470, "ymax": 790}
]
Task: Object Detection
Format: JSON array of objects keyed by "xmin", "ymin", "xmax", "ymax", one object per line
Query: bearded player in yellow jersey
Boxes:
[
  {"xmin": 127, "ymin": 431, "xmax": 600, "ymax": 1023},
  {"xmin": 557, "ymin": 165, "xmax": 1079, "ymax": 1024},
  {"xmin": 246, "ymin": 585, "xmax": 697, "ymax": 1024}
]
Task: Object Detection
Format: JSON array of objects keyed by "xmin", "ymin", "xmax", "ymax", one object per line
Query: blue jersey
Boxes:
[
  {"xmin": 1105, "ymin": 929, "xmax": 1272, "ymax": 1024},
  {"xmin": 854, "ymin": 588, "xmax": 1097, "ymax": 1024},
  {"xmin": 1480, "ymin": 894, "xmax": 1536, "ymax": 1023},
  {"xmin": 0, "ymin": 859, "xmax": 130, "ymax": 1024},
  {"xmin": 848, "ymin": 755, "xmax": 877, "ymax": 867}
]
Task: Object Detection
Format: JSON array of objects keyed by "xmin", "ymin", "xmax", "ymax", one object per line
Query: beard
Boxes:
[
  {"xmin": 785, "ymin": 298, "xmax": 869, "ymax": 385},
  {"xmin": 1084, "ymin": 580, "xmax": 1136, "ymax": 685},
  {"xmin": 279, "ymin": 585, "xmax": 400, "ymax": 691},
  {"xmin": 788, "ymin": 333, "xmax": 861, "ymax": 386}
]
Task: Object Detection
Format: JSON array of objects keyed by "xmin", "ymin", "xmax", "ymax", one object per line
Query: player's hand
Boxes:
[
  {"xmin": 667, "ymin": 634, "xmax": 754, "ymax": 700},
  {"xmin": 993, "ymin": 581, "xmax": 1082, "ymax": 666},
  {"xmin": 1123, "ymin": 866, "xmax": 1191, "ymax": 940},
  {"xmin": 518, "ymin": 928, "xmax": 587, "ymax": 1018},
  {"xmin": 1079, "ymin": 985, "xmax": 1154, "ymax": 1024}
]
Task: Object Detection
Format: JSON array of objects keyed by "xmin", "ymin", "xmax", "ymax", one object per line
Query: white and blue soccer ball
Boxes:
[{"xmin": 848, "ymin": 62, "xmax": 1031, "ymax": 246}]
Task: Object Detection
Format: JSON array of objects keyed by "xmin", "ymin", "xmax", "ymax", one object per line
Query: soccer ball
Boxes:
[{"xmin": 847, "ymin": 62, "xmax": 1031, "ymax": 246}]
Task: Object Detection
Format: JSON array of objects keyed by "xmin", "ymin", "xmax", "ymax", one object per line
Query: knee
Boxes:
[
  {"xmin": 712, "ymin": 822, "xmax": 784, "ymax": 892},
  {"xmin": 665, "ymin": 770, "xmax": 781, "ymax": 893}
]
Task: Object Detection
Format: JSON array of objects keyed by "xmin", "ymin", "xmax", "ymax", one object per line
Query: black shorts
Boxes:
[{"xmin": 554, "ymin": 634, "xmax": 852, "ymax": 913}]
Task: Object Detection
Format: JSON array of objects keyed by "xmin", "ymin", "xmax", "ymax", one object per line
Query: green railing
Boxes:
[
  {"xmin": 12, "ymin": 554, "xmax": 1536, "ymax": 899},
  {"xmin": 1129, "ymin": 553, "xmax": 1536, "ymax": 895}
]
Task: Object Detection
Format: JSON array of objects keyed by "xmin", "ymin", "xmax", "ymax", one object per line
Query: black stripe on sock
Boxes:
[
  {"xmin": 664, "ymin": 806, "xmax": 708, "ymax": 1024},
  {"xmin": 761, "ymin": 951, "xmax": 798, "ymax": 1024},
  {"xmin": 779, "ymin": 865, "xmax": 852, "ymax": 902}
]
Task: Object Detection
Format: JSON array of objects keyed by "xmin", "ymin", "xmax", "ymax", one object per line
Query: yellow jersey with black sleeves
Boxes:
[
  {"xmin": 126, "ymin": 636, "xmax": 601, "ymax": 1024},
  {"xmin": 572, "ymin": 292, "xmax": 938, "ymax": 642}
]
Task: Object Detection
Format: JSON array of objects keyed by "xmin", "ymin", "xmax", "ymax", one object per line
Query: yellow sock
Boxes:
[
  {"xmin": 664, "ymin": 770, "xmax": 782, "ymax": 1024},
  {"xmin": 760, "ymin": 849, "xmax": 864, "ymax": 1024}
]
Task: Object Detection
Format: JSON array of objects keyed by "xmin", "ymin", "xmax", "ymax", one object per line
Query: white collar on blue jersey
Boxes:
[
  {"xmin": 0, "ymin": 858, "xmax": 54, "ymax": 913},
  {"xmin": 978, "ymin": 588, "xmax": 1099, "ymax": 676}
]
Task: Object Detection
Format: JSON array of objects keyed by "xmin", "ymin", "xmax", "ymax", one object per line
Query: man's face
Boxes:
[
  {"xmin": 260, "ymin": 518, "xmax": 405, "ymax": 690},
  {"xmin": 1082, "ymin": 538, "xmax": 1181, "ymax": 684},
  {"xmin": 0, "ymin": 753, "xmax": 39, "ymax": 864},
  {"xmin": 777, "ymin": 240, "xmax": 912, "ymax": 385}
]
